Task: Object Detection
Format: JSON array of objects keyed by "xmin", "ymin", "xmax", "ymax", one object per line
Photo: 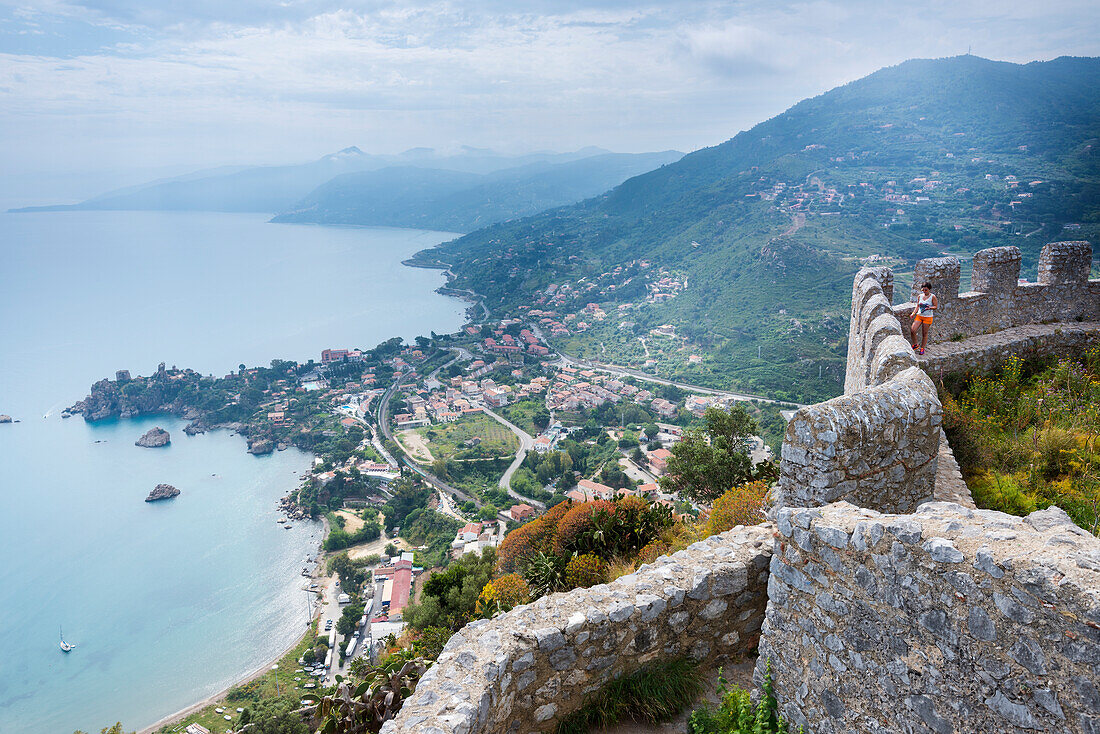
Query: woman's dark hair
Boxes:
[{"xmin": 922, "ymin": 282, "xmax": 932, "ymax": 290}]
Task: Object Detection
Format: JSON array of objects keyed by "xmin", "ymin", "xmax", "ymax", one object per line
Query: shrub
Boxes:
[
  {"xmin": 1037, "ymin": 427, "xmax": 1079, "ymax": 479},
  {"xmin": 476, "ymin": 573, "xmax": 532, "ymax": 617},
  {"xmin": 704, "ymin": 481, "xmax": 770, "ymax": 537},
  {"xmin": 564, "ymin": 553, "xmax": 607, "ymax": 589},
  {"xmin": 553, "ymin": 500, "xmax": 616, "ymax": 554},
  {"xmin": 689, "ymin": 661, "xmax": 801, "ymax": 734},
  {"xmin": 520, "ymin": 551, "xmax": 569, "ymax": 597},
  {"xmin": 497, "ymin": 515, "xmax": 558, "ymax": 573},
  {"xmin": 970, "ymin": 471, "xmax": 1043, "ymax": 517}
]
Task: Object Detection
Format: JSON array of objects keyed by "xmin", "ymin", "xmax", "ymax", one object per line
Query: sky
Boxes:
[{"xmin": 1, "ymin": 0, "xmax": 1098, "ymax": 202}]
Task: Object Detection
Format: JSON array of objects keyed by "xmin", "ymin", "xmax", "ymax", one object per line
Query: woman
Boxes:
[{"xmin": 910, "ymin": 281, "xmax": 937, "ymax": 355}]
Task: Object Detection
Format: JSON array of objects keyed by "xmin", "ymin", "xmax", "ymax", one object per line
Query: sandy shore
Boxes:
[{"xmin": 138, "ymin": 625, "xmax": 312, "ymax": 734}]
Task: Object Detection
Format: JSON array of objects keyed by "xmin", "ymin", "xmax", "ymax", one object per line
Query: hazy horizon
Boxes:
[{"xmin": 2, "ymin": 0, "xmax": 1099, "ymax": 207}]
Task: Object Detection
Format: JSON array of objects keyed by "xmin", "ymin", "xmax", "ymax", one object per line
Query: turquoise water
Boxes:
[{"xmin": 0, "ymin": 211, "xmax": 466, "ymax": 733}]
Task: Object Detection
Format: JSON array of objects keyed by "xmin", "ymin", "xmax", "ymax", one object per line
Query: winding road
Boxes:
[{"xmin": 480, "ymin": 406, "xmax": 545, "ymax": 510}]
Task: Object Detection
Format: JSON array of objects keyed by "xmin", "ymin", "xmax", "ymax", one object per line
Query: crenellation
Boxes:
[
  {"xmin": 1038, "ymin": 240, "xmax": 1093, "ymax": 286},
  {"xmin": 894, "ymin": 241, "xmax": 1098, "ymax": 344},
  {"xmin": 910, "ymin": 256, "xmax": 961, "ymax": 303},
  {"xmin": 971, "ymin": 245, "xmax": 1021, "ymax": 294}
]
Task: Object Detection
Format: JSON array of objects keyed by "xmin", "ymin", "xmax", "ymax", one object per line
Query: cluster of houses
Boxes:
[
  {"xmin": 544, "ymin": 365, "xmax": 727, "ymax": 420},
  {"xmin": 393, "ymin": 370, "xmax": 552, "ymax": 431},
  {"xmin": 450, "ymin": 520, "xmax": 504, "ymax": 559}
]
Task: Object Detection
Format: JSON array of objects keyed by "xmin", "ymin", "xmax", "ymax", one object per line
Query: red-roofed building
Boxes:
[
  {"xmin": 509, "ymin": 503, "xmax": 534, "ymax": 522},
  {"xmin": 321, "ymin": 348, "xmax": 349, "ymax": 364},
  {"xmin": 648, "ymin": 448, "xmax": 673, "ymax": 475},
  {"xmin": 389, "ymin": 559, "xmax": 413, "ymax": 616}
]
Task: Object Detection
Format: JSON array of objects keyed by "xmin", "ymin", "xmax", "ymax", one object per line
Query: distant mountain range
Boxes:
[
  {"xmin": 409, "ymin": 55, "xmax": 1100, "ymax": 402},
  {"xmin": 10, "ymin": 146, "xmax": 683, "ymax": 231},
  {"xmin": 270, "ymin": 151, "xmax": 683, "ymax": 232}
]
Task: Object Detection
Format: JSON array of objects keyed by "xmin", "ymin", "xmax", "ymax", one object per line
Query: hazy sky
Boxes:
[{"xmin": 2, "ymin": 0, "xmax": 1098, "ymax": 197}]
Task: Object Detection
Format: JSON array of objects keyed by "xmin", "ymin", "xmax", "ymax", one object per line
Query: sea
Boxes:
[{"xmin": 0, "ymin": 210, "xmax": 466, "ymax": 734}]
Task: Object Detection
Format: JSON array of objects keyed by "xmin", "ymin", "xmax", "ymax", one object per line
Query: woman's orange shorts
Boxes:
[{"xmin": 914, "ymin": 314, "xmax": 933, "ymax": 325}]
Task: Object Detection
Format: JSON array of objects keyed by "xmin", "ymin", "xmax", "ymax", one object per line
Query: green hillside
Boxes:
[{"xmin": 410, "ymin": 55, "xmax": 1100, "ymax": 403}]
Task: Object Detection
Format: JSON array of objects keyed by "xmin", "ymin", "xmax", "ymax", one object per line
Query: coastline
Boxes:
[
  {"xmin": 140, "ymin": 515, "xmax": 332, "ymax": 734},
  {"xmin": 138, "ymin": 626, "xmax": 311, "ymax": 734}
]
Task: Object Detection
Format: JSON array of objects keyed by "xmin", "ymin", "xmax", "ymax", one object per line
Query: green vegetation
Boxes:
[
  {"xmin": 689, "ymin": 662, "xmax": 802, "ymax": 734},
  {"xmin": 305, "ymin": 650, "xmax": 429, "ymax": 734},
  {"xmin": 413, "ymin": 413, "xmax": 519, "ymax": 460},
  {"xmin": 499, "ymin": 398, "xmax": 551, "ymax": 435},
  {"xmin": 431, "ymin": 457, "xmax": 512, "ymax": 507},
  {"xmin": 941, "ymin": 351, "xmax": 1100, "ymax": 534},
  {"xmin": 660, "ymin": 405, "xmax": 773, "ymax": 503},
  {"xmin": 412, "ymin": 56, "xmax": 1100, "ymax": 403},
  {"xmin": 404, "ymin": 549, "xmax": 497, "ymax": 632},
  {"xmin": 400, "ymin": 507, "xmax": 463, "ymax": 568},
  {"xmin": 324, "ymin": 513, "xmax": 382, "ymax": 551},
  {"xmin": 556, "ymin": 657, "xmax": 704, "ymax": 734}
]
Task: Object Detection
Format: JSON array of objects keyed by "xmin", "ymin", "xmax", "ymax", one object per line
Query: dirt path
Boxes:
[
  {"xmin": 397, "ymin": 429, "xmax": 434, "ymax": 462},
  {"xmin": 779, "ymin": 212, "xmax": 806, "ymax": 237}
]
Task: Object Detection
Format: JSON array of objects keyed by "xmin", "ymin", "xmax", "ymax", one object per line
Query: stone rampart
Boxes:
[
  {"xmin": 759, "ymin": 501, "xmax": 1100, "ymax": 734},
  {"xmin": 385, "ymin": 524, "xmax": 772, "ymax": 734},
  {"xmin": 776, "ymin": 267, "xmax": 940, "ymax": 513},
  {"xmin": 893, "ymin": 241, "xmax": 1099, "ymax": 345}
]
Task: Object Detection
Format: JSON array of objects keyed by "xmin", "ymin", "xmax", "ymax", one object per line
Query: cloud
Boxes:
[{"xmin": 0, "ymin": 0, "xmax": 1097, "ymax": 184}]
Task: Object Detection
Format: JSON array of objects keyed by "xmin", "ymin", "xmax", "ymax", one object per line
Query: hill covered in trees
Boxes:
[{"xmin": 409, "ymin": 55, "xmax": 1100, "ymax": 403}]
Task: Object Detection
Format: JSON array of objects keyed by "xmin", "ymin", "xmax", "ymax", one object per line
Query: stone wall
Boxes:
[
  {"xmin": 893, "ymin": 241, "xmax": 1100, "ymax": 346},
  {"xmin": 776, "ymin": 267, "xmax": 940, "ymax": 513},
  {"xmin": 385, "ymin": 524, "xmax": 773, "ymax": 734},
  {"xmin": 759, "ymin": 501, "xmax": 1100, "ymax": 734},
  {"xmin": 919, "ymin": 321, "xmax": 1100, "ymax": 378}
]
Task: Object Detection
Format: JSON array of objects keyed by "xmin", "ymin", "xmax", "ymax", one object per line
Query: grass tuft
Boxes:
[{"xmin": 555, "ymin": 657, "xmax": 703, "ymax": 734}]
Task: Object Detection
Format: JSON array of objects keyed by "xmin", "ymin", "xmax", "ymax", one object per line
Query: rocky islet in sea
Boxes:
[
  {"xmin": 145, "ymin": 483, "xmax": 180, "ymax": 502},
  {"xmin": 136, "ymin": 426, "xmax": 171, "ymax": 447}
]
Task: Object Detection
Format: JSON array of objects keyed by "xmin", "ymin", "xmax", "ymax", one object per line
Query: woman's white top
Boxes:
[{"xmin": 918, "ymin": 292, "xmax": 934, "ymax": 314}]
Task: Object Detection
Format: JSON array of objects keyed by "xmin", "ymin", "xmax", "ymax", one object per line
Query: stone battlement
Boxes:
[
  {"xmin": 387, "ymin": 244, "xmax": 1098, "ymax": 734},
  {"xmin": 894, "ymin": 241, "xmax": 1099, "ymax": 345},
  {"xmin": 385, "ymin": 525, "xmax": 772, "ymax": 734},
  {"xmin": 775, "ymin": 266, "xmax": 941, "ymax": 514}
]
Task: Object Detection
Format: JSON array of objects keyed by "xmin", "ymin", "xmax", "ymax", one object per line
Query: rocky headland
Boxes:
[
  {"xmin": 145, "ymin": 484, "xmax": 180, "ymax": 502},
  {"xmin": 136, "ymin": 427, "xmax": 171, "ymax": 448}
]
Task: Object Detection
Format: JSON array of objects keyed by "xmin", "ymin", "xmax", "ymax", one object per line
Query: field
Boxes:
[
  {"xmin": 411, "ymin": 412, "xmax": 519, "ymax": 461},
  {"xmin": 498, "ymin": 398, "xmax": 547, "ymax": 436}
]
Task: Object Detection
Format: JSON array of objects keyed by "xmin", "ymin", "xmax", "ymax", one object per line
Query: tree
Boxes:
[
  {"xmin": 385, "ymin": 542, "xmax": 398, "ymax": 556},
  {"xmin": 659, "ymin": 405, "xmax": 756, "ymax": 503},
  {"xmin": 643, "ymin": 423, "xmax": 660, "ymax": 440}
]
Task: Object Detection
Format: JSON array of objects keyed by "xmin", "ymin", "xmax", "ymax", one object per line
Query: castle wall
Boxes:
[
  {"xmin": 385, "ymin": 524, "xmax": 772, "ymax": 734},
  {"xmin": 778, "ymin": 267, "xmax": 940, "ymax": 513},
  {"xmin": 893, "ymin": 242, "xmax": 1099, "ymax": 345},
  {"xmin": 759, "ymin": 502, "xmax": 1100, "ymax": 734}
]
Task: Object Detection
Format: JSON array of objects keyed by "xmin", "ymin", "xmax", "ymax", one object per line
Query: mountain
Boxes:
[
  {"xmin": 270, "ymin": 151, "xmax": 684, "ymax": 232},
  {"xmin": 7, "ymin": 146, "xmax": 644, "ymax": 215},
  {"xmin": 409, "ymin": 56, "xmax": 1100, "ymax": 403}
]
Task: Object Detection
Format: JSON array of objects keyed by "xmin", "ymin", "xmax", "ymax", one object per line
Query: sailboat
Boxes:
[{"xmin": 59, "ymin": 627, "xmax": 75, "ymax": 653}]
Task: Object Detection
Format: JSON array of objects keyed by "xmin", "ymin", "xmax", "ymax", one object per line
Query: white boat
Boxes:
[{"xmin": 59, "ymin": 627, "xmax": 75, "ymax": 653}]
